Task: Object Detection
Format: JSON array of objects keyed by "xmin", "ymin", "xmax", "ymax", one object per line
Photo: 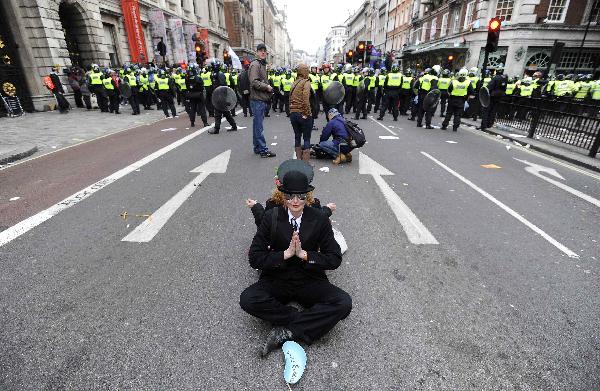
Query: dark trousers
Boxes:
[
  {"xmin": 73, "ymin": 89, "xmax": 84, "ymax": 108},
  {"xmin": 159, "ymin": 94, "xmax": 176, "ymax": 117},
  {"xmin": 481, "ymin": 97, "xmax": 500, "ymax": 130},
  {"xmin": 92, "ymin": 85, "xmax": 109, "ymax": 112},
  {"xmin": 240, "ymin": 277, "xmax": 352, "ymax": 344},
  {"xmin": 366, "ymin": 89, "xmax": 375, "ymax": 113},
  {"xmin": 82, "ymin": 94, "xmax": 92, "ymax": 110},
  {"xmin": 290, "ymin": 112, "xmax": 313, "ymax": 149},
  {"xmin": 187, "ymin": 97, "xmax": 208, "ymax": 126},
  {"xmin": 417, "ymin": 92, "xmax": 434, "ymax": 126},
  {"xmin": 214, "ymin": 110, "xmax": 236, "ymax": 131},
  {"xmin": 53, "ymin": 91, "xmax": 70, "ymax": 113},
  {"xmin": 108, "ymin": 92, "xmax": 120, "ymax": 114},
  {"xmin": 140, "ymin": 90, "xmax": 152, "ymax": 109},
  {"xmin": 442, "ymin": 98, "xmax": 465, "ymax": 131},
  {"xmin": 400, "ymin": 91, "xmax": 411, "ymax": 115},
  {"xmin": 466, "ymin": 95, "xmax": 480, "ymax": 120},
  {"xmin": 379, "ymin": 93, "xmax": 399, "ymax": 120},
  {"xmin": 129, "ymin": 90, "xmax": 140, "ymax": 114},
  {"xmin": 206, "ymin": 87, "xmax": 214, "ymax": 116},
  {"xmin": 241, "ymin": 93, "xmax": 252, "ymax": 116},
  {"xmin": 283, "ymin": 92, "xmax": 290, "ymax": 116},
  {"xmin": 278, "ymin": 92, "xmax": 285, "ymax": 112},
  {"xmin": 354, "ymin": 93, "xmax": 368, "ymax": 119},
  {"xmin": 375, "ymin": 88, "xmax": 383, "ymax": 112},
  {"xmin": 344, "ymin": 87, "xmax": 355, "ymax": 114},
  {"xmin": 439, "ymin": 91, "xmax": 449, "ymax": 116},
  {"xmin": 272, "ymin": 87, "xmax": 280, "ymax": 111}
]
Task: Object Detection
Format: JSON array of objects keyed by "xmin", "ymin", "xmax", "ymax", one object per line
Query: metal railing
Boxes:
[{"xmin": 495, "ymin": 97, "xmax": 600, "ymax": 158}]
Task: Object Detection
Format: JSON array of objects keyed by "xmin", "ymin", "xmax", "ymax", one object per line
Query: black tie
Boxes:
[{"xmin": 291, "ymin": 218, "xmax": 298, "ymax": 232}]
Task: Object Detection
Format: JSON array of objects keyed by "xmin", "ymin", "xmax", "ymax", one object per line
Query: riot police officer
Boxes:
[
  {"xmin": 377, "ymin": 64, "xmax": 402, "ymax": 121},
  {"xmin": 415, "ymin": 67, "xmax": 439, "ymax": 129},
  {"xmin": 479, "ymin": 67, "xmax": 507, "ymax": 131},
  {"xmin": 437, "ymin": 69, "xmax": 452, "ymax": 117},
  {"xmin": 441, "ymin": 68, "xmax": 474, "ymax": 132},
  {"xmin": 185, "ymin": 66, "xmax": 209, "ymax": 128}
]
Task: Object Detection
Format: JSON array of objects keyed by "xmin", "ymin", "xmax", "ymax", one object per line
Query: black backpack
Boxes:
[{"xmin": 344, "ymin": 120, "xmax": 366, "ymax": 148}]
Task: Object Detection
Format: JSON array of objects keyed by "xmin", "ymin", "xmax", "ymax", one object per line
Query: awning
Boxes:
[{"xmin": 400, "ymin": 41, "xmax": 468, "ymax": 58}]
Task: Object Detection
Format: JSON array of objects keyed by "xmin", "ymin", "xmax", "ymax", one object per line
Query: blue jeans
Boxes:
[
  {"xmin": 290, "ymin": 112, "xmax": 313, "ymax": 149},
  {"xmin": 318, "ymin": 140, "xmax": 340, "ymax": 158},
  {"xmin": 250, "ymin": 100, "xmax": 268, "ymax": 154}
]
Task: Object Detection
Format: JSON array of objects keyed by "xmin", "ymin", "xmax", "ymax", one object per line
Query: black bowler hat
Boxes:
[
  {"xmin": 278, "ymin": 170, "xmax": 314, "ymax": 194},
  {"xmin": 277, "ymin": 159, "xmax": 314, "ymax": 183},
  {"xmin": 257, "ymin": 43, "xmax": 267, "ymax": 51}
]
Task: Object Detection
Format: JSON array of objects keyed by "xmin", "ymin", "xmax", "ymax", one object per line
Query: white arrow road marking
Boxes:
[
  {"xmin": 379, "ymin": 136, "xmax": 399, "ymax": 140},
  {"xmin": 445, "ymin": 141, "xmax": 458, "ymax": 144},
  {"xmin": 369, "ymin": 116, "xmax": 398, "ymax": 136},
  {"xmin": 515, "ymin": 158, "xmax": 600, "ymax": 208},
  {"xmin": 0, "ymin": 111, "xmax": 241, "ymax": 248},
  {"xmin": 122, "ymin": 150, "xmax": 231, "ymax": 243},
  {"xmin": 160, "ymin": 127, "xmax": 177, "ymax": 132},
  {"xmin": 359, "ymin": 152, "xmax": 438, "ymax": 245},
  {"xmin": 422, "ymin": 152, "xmax": 579, "ymax": 258}
]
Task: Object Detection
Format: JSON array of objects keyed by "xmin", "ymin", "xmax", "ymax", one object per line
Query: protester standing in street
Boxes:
[
  {"xmin": 248, "ymin": 43, "xmax": 276, "ymax": 158},
  {"xmin": 237, "ymin": 64, "xmax": 253, "ymax": 117},
  {"xmin": 479, "ymin": 68, "xmax": 507, "ymax": 131},
  {"xmin": 185, "ymin": 66, "xmax": 209, "ymax": 128},
  {"xmin": 46, "ymin": 65, "xmax": 70, "ymax": 114},
  {"xmin": 289, "ymin": 63, "xmax": 313, "ymax": 163}
]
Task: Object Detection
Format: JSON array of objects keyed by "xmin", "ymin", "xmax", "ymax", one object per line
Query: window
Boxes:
[
  {"xmin": 421, "ymin": 21, "xmax": 428, "ymax": 42},
  {"xmin": 590, "ymin": 2, "xmax": 600, "ymax": 24},
  {"xmin": 496, "ymin": 0, "xmax": 514, "ymax": 21},
  {"xmin": 453, "ymin": 9, "xmax": 460, "ymax": 33},
  {"xmin": 430, "ymin": 17, "xmax": 437, "ymax": 40},
  {"xmin": 546, "ymin": 0, "xmax": 570, "ymax": 22},
  {"xmin": 464, "ymin": 1, "xmax": 475, "ymax": 29},
  {"xmin": 441, "ymin": 12, "xmax": 448, "ymax": 36},
  {"xmin": 102, "ymin": 23, "xmax": 119, "ymax": 67}
]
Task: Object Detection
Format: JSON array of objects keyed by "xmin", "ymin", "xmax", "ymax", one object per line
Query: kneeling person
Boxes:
[
  {"xmin": 240, "ymin": 170, "xmax": 352, "ymax": 357},
  {"xmin": 315, "ymin": 108, "xmax": 354, "ymax": 164}
]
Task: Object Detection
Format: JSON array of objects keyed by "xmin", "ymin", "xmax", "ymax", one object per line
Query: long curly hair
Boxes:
[{"xmin": 270, "ymin": 188, "xmax": 315, "ymax": 206}]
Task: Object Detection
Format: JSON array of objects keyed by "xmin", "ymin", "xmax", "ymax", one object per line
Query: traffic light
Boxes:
[
  {"xmin": 357, "ymin": 41, "xmax": 366, "ymax": 55},
  {"xmin": 486, "ymin": 18, "xmax": 501, "ymax": 52},
  {"xmin": 365, "ymin": 41, "xmax": 373, "ymax": 63},
  {"xmin": 447, "ymin": 55, "xmax": 454, "ymax": 69},
  {"xmin": 223, "ymin": 50, "xmax": 231, "ymax": 65},
  {"xmin": 346, "ymin": 50, "xmax": 354, "ymax": 63}
]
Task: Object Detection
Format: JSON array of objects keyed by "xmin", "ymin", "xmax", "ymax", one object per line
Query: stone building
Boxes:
[
  {"xmin": 223, "ymin": 0, "xmax": 254, "ymax": 62},
  {"xmin": 324, "ymin": 25, "xmax": 348, "ymax": 64},
  {"xmin": 399, "ymin": 0, "xmax": 600, "ymax": 77},
  {"xmin": 0, "ymin": 0, "xmax": 229, "ymax": 113},
  {"xmin": 251, "ymin": 0, "xmax": 275, "ymax": 53}
]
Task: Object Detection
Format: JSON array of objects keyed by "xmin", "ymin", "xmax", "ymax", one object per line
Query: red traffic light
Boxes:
[
  {"xmin": 489, "ymin": 18, "xmax": 501, "ymax": 31},
  {"xmin": 348, "ymin": 50, "xmax": 354, "ymax": 57},
  {"xmin": 358, "ymin": 43, "xmax": 365, "ymax": 50}
]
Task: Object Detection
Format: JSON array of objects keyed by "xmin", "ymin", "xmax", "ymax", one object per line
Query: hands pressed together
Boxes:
[{"xmin": 284, "ymin": 231, "xmax": 308, "ymax": 261}]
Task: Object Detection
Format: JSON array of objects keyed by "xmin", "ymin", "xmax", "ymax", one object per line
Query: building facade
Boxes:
[
  {"xmin": 224, "ymin": 0, "xmax": 254, "ymax": 61},
  {"xmin": 0, "ymin": 0, "xmax": 232, "ymax": 111},
  {"xmin": 323, "ymin": 26, "xmax": 347, "ymax": 64},
  {"xmin": 399, "ymin": 0, "xmax": 600, "ymax": 77}
]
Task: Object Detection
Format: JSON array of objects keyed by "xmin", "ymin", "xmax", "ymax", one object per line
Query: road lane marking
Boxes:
[
  {"xmin": 368, "ymin": 116, "xmax": 398, "ymax": 136},
  {"xmin": 462, "ymin": 127, "xmax": 600, "ymax": 181},
  {"xmin": 379, "ymin": 136, "xmax": 399, "ymax": 140},
  {"xmin": 359, "ymin": 152, "xmax": 438, "ymax": 245},
  {"xmin": 0, "ymin": 112, "xmax": 242, "ymax": 248},
  {"xmin": 122, "ymin": 150, "xmax": 231, "ymax": 242},
  {"xmin": 446, "ymin": 141, "xmax": 458, "ymax": 144},
  {"xmin": 515, "ymin": 158, "xmax": 600, "ymax": 208},
  {"xmin": 421, "ymin": 151, "xmax": 579, "ymax": 258}
]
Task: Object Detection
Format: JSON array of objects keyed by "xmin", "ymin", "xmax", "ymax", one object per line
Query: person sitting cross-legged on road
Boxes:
[
  {"xmin": 314, "ymin": 108, "xmax": 354, "ymax": 165},
  {"xmin": 240, "ymin": 169, "xmax": 352, "ymax": 358}
]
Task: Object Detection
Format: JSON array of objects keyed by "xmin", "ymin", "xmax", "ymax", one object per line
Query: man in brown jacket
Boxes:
[
  {"xmin": 248, "ymin": 43, "xmax": 276, "ymax": 158},
  {"xmin": 289, "ymin": 63, "xmax": 314, "ymax": 162}
]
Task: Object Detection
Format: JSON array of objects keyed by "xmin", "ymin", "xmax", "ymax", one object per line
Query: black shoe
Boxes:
[
  {"xmin": 244, "ymin": 113, "xmax": 247, "ymax": 117},
  {"xmin": 408, "ymin": 117, "xmax": 415, "ymax": 121},
  {"xmin": 453, "ymin": 128, "xmax": 458, "ymax": 132},
  {"xmin": 203, "ymin": 122, "xmax": 209, "ymax": 127},
  {"xmin": 208, "ymin": 129, "xmax": 219, "ymax": 134},
  {"xmin": 190, "ymin": 122, "xmax": 195, "ymax": 127},
  {"xmin": 376, "ymin": 116, "xmax": 383, "ymax": 120},
  {"xmin": 227, "ymin": 126, "xmax": 237, "ymax": 131},
  {"xmin": 441, "ymin": 126, "xmax": 447, "ymax": 130},
  {"xmin": 393, "ymin": 118, "xmax": 398, "ymax": 121},
  {"xmin": 260, "ymin": 150, "xmax": 276, "ymax": 158},
  {"xmin": 265, "ymin": 113, "xmax": 270, "ymax": 117},
  {"xmin": 361, "ymin": 116, "xmax": 367, "ymax": 119},
  {"xmin": 426, "ymin": 125, "xmax": 434, "ymax": 129},
  {"xmin": 416, "ymin": 123, "xmax": 423, "ymax": 128},
  {"xmin": 261, "ymin": 327, "xmax": 294, "ymax": 358}
]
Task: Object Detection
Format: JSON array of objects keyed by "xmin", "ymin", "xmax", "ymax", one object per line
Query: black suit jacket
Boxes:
[{"xmin": 249, "ymin": 206, "xmax": 342, "ymax": 281}]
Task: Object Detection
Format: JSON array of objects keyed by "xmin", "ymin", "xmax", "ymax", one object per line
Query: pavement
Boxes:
[
  {"xmin": 0, "ymin": 109, "xmax": 599, "ymax": 390},
  {"xmin": 0, "ymin": 103, "xmax": 186, "ymax": 167}
]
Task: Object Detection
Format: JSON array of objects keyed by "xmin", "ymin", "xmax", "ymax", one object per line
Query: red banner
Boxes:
[
  {"xmin": 121, "ymin": 0, "xmax": 148, "ymax": 63},
  {"xmin": 195, "ymin": 28, "xmax": 210, "ymax": 57}
]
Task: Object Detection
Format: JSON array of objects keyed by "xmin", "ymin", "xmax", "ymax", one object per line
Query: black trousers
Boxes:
[
  {"xmin": 214, "ymin": 109, "xmax": 236, "ymax": 131},
  {"xmin": 241, "ymin": 93, "xmax": 252, "ymax": 116},
  {"xmin": 240, "ymin": 277, "xmax": 352, "ymax": 344},
  {"xmin": 417, "ymin": 92, "xmax": 434, "ymax": 126},
  {"xmin": 82, "ymin": 94, "xmax": 92, "ymax": 110},
  {"xmin": 354, "ymin": 93, "xmax": 368, "ymax": 119},
  {"xmin": 129, "ymin": 89, "xmax": 140, "ymax": 114},
  {"xmin": 375, "ymin": 88, "xmax": 383, "ymax": 112},
  {"xmin": 442, "ymin": 98, "xmax": 465, "ymax": 130},
  {"xmin": 140, "ymin": 90, "xmax": 152, "ymax": 109},
  {"xmin": 107, "ymin": 92, "xmax": 120, "ymax": 114},
  {"xmin": 344, "ymin": 87, "xmax": 355, "ymax": 114},
  {"xmin": 206, "ymin": 87, "xmax": 214, "ymax": 116},
  {"xmin": 481, "ymin": 97, "xmax": 500, "ymax": 130},
  {"xmin": 439, "ymin": 91, "xmax": 449, "ymax": 116},
  {"xmin": 92, "ymin": 85, "xmax": 109, "ymax": 112},
  {"xmin": 187, "ymin": 97, "xmax": 208, "ymax": 126},
  {"xmin": 159, "ymin": 94, "xmax": 176, "ymax": 117},
  {"xmin": 399, "ymin": 91, "xmax": 411, "ymax": 115},
  {"xmin": 366, "ymin": 89, "xmax": 375, "ymax": 113},
  {"xmin": 379, "ymin": 93, "xmax": 399, "ymax": 120},
  {"xmin": 283, "ymin": 92, "xmax": 290, "ymax": 116},
  {"xmin": 272, "ymin": 87, "xmax": 280, "ymax": 111},
  {"xmin": 73, "ymin": 89, "xmax": 84, "ymax": 108}
]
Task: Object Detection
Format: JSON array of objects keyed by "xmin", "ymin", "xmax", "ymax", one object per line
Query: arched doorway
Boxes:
[
  {"xmin": 58, "ymin": 1, "xmax": 94, "ymax": 68},
  {"xmin": 0, "ymin": 1, "xmax": 33, "ymax": 115}
]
